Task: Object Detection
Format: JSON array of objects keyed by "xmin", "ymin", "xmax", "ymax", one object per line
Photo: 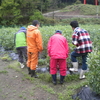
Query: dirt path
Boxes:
[
  {"xmin": 43, "ymin": 10, "xmax": 100, "ymax": 19},
  {"xmin": 0, "ymin": 58, "xmax": 87, "ymax": 100},
  {"xmin": 0, "ymin": 60, "xmax": 57, "ymax": 100}
]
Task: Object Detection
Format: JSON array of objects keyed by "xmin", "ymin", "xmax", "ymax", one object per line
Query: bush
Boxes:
[
  {"xmin": 38, "ymin": 59, "xmax": 46, "ymax": 66},
  {"xmin": 0, "ymin": 27, "xmax": 18, "ymax": 50},
  {"xmin": 87, "ymin": 50, "xmax": 100, "ymax": 94},
  {"xmin": 30, "ymin": 10, "xmax": 44, "ymax": 22},
  {"xmin": 75, "ymin": 0, "xmax": 82, "ymax": 4}
]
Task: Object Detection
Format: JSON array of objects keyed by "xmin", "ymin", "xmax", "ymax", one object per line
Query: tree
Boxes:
[{"xmin": 0, "ymin": 0, "xmax": 22, "ymax": 25}]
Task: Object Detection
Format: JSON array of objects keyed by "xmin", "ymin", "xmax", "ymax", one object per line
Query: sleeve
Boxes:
[
  {"xmin": 35, "ymin": 30, "xmax": 43, "ymax": 52},
  {"xmin": 72, "ymin": 32, "xmax": 79, "ymax": 46}
]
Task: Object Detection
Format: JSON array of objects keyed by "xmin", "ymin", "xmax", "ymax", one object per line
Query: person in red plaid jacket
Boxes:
[{"xmin": 69, "ymin": 21, "xmax": 92, "ymax": 79}]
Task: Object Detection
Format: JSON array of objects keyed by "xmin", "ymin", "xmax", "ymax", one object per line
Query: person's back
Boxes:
[
  {"xmin": 47, "ymin": 30, "xmax": 69, "ymax": 85},
  {"xmin": 73, "ymin": 27, "xmax": 92, "ymax": 53},
  {"xmin": 14, "ymin": 27, "xmax": 27, "ymax": 68},
  {"xmin": 26, "ymin": 20, "xmax": 43, "ymax": 78},
  {"xmin": 48, "ymin": 33, "xmax": 69, "ymax": 59},
  {"xmin": 27, "ymin": 25, "xmax": 43, "ymax": 53},
  {"xmin": 15, "ymin": 27, "xmax": 27, "ymax": 48},
  {"xmin": 69, "ymin": 21, "xmax": 92, "ymax": 79}
]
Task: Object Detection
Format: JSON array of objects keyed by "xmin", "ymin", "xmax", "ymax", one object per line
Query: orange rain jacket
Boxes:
[
  {"xmin": 26, "ymin": 25, "xmax": 43, "ymax": 70},
  {"xmin": 26, "ymin": 25, "xmax": 43, "ymax": 53}
]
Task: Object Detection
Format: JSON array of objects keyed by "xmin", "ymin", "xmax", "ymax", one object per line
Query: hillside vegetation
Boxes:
[
  {"xmin": 43, "ymin": 4, "xmax": 100, "ymax": 25},
  {"xmin": 61, "ymin": 4, "xmax": 100, "ymax": 15}
]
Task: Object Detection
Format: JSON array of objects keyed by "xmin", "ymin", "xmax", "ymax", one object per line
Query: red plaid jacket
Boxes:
[{"xmin": 72, "ymin": 27, "xmax": 92, "ymax": 53}]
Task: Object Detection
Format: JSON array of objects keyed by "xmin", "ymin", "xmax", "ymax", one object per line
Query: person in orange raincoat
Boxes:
[{"xmin": 27, "ymin": 20, "xmax": 43, "ymax": 78}]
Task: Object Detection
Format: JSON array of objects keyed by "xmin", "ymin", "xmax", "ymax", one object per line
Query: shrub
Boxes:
[
  {"xmin": 75, "ymin": 0, "xmax": 82, "ymax": 4},
  {"xmin": 30, "ymin": 10, "xmax": 44, "ymax": 22},
  {"xmin": 87, "ymin": 49, "xmax": 100, "ymax": 94},
  {"xmin": 38, "ymin": 58, "xmax": 46, "ymax": 66},
  {"xmin": 0, "ymin": 27, "xmax": 18, "ymax": 50}
]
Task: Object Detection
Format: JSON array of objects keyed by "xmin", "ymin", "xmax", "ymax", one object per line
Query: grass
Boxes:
[
  {"xmin": 61, "ymin": 4, "xmax": 100, "ymax": 15},
  {"xmin": 0, "ymin": 70, "xmax": 8, "ymax": 74},
  {"xmin": 0, "ymin": 55, "xmax": 12, "ymax": 61}
]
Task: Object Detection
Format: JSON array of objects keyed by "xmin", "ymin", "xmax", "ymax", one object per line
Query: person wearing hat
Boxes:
[
  {"xmin": 14, "ymin": 27, "xmax": 27, "ymax": 68},
  {"xmin": 47, "ymin": 30, "xmax": 69, "ymax": 85}
]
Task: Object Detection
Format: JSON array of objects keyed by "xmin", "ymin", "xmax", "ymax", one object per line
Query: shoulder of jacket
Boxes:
[{"xmin": 34, "ymin": 29, "xmax": 40, "ymax": 34}]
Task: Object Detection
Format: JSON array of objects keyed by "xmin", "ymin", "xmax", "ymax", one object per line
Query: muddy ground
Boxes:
[
  {"xmin": 0, "ymin": 59, "xmax": 59, "ymax": 100},
  {"xmin": 0, "ymin": 58, "xmax": 87, "ymax": 100}
]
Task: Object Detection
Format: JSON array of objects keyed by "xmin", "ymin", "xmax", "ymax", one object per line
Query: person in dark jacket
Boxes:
[{"xmin": 14, "ymin": 27, "xmax": 27, "ymax": 68}]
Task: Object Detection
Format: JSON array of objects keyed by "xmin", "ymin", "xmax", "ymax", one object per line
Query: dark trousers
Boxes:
[
  {"xmin": 16, "ymin": 47, "xmax": 27, "ymax": 63},
  {"xmin": 71, "ymin": 51, "xmax": 88, "ymax": 70}
]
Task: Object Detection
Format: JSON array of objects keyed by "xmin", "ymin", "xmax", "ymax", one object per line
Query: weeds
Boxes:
[
  {"xmin": 40, "ymin": 85, "xmax": 56, "ymax": 94},
  {"xmin": 0, "ymin": 70, "xmax": 8, "ymax": 74}
]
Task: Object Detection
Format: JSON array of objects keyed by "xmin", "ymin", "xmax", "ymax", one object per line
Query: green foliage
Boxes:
[
  {"xmin": 0, "ymin": 70, "xmax": 8, "ymax": 74},
  {"xmin": 0, "ymin": 24, "xmax": 100, "ymax": 59},
  {"xmin": 60, "ymin": 17, "xmax": 100, "ymax": 25},
  {"xmin": 38, "ymin": 73, "xmax": 52, "ymax": 82},
  {"xmin": 40, "ymin": 84, "xmax": 56, "ymax": 94},
  {"xmin": 0, "ymin": 0, "xmax": 22, "ymax": 25},
  {"xmin": 0, "ymin": 1, "xmax": 100, "ymax": 26},
  {"xmin": 87, "ymin": 50, "xmax": 100, "ymax": 94},
  {"xmin": 65, "ymin": 74, "xmax": 79, "ymax": 82},
  {"xmin": 0, "ymin": 27, "xmax": 18, "ymax": 50},
  {"xmin": 61, "ymin": 4, "xmax": 100, "ymax": 15},
  {"xmin": 38, "ymin": 58, "xmax": 46, "ymax": 66},
  {"xmin": 75, "ymin": 0, "xmax": 82, "ymax": 4},
  {"xmin": 1, "ymin": 56, "xmax": 12, "ymax": 61},
  {"xmin": 30, "ymin": 10, "xmax": 44, "ymax": 21}
]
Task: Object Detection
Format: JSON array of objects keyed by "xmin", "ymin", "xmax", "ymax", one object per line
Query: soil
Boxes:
[{"xmin": 0, "ymin": 59, "xmax": 58, "ymax": 100}]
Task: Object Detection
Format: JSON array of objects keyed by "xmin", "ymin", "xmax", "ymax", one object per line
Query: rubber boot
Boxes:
[
  {"xmin": 20, "ymin": 62, "xmax": 25, "ymax": 68},
  {"xmin": 69, "ymin": 62, "xmax": 78, "ymax": 72},
  {"xmin": 60, "ymin": 75, "xmax": 65, "ymax": 84},
  {"xmin": 79, "ymin": 69, "xmax": 86, "ymax": 79},
  {"xmin": 31, "ymin": 70, "xmax": 38, "ymax": 78},
  {"xmin": 28, "ymin": 67, "xmax": 31, "ymax": 75},
  {"xmin": 52, "ymin": 74, "xmax": 57, "ymax": 85}
]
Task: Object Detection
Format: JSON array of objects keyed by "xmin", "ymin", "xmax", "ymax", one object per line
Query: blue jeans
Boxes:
[{"xmin": 71, "ymin": 51, "xmax": 88, "ymax": 70}]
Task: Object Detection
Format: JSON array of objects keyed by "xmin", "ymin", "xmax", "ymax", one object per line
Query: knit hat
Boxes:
[
  {"xmin": 55, "ymin": 30, "xmax": 62, "ymax": 34},
  {"xmin": 20, "ymin": 27, "xmax": 26, "ymax": 30}
]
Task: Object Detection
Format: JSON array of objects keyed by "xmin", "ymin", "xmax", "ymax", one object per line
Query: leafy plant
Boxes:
[
  {"xmin": 38, "ymin": 58, "xmax": 46, "ymax": 66},
  {"xmin": 75, "ymin": 0, "xmax": 82, "ymax": 4},
  {"xmin": 0, "ymin": 0, "xmax": 22, "ymax": 25},
  {"xmin": 30, "ymin": 10, "xmax": 44, "ymax": 21},
  {"xmin": 0, "ymin": 27, "xmax": 18, "ymax": 50},
  {"xmin": 0, "ymin": 54, "xmax": 12, "ymax": 61},
  {"xmin": 87, "ymin": 49, "xmax": 100, "ymax": 94}
]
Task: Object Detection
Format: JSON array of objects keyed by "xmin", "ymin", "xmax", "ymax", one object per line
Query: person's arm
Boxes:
[
  {"xmin": 35, "ymin": 30, "xmax": 43, "ymax": 52},
  {"xmin": 72, "ymin": 32, "xmax": 79, "ymax": 46}
]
